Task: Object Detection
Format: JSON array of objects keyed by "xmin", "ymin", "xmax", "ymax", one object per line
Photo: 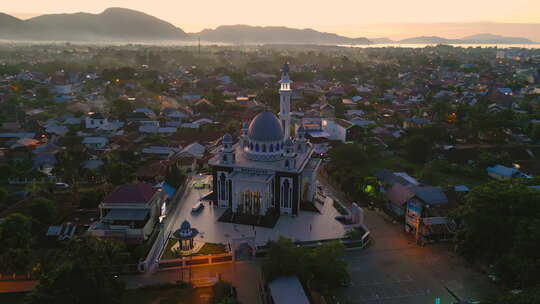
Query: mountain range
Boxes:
[
  {"xmin": 0, "ymin": 8, "xmax": 189, "ymax": 41},
  {"xmin": 194, "ymin": 25, "xmax": 371, "ymax": 45},
  {"xmin": 396, "ymin": 33, "xmax": 535, "ymax": 44},
  {"xmin": 0, "ymin": 8, "xmax": 537, "ymax": 45}
]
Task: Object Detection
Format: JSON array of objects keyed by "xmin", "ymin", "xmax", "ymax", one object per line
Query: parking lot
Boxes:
[{"xmin": 338, "ymin": 207, "xmax": 498, "ymax": 304}]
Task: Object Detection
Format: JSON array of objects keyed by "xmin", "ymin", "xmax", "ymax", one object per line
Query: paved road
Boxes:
[
  {"xmin": 319, "ymin": 177, "xmax": 499, "ymax": 304},
  {"xmin": 123, "ymin": 261, "xmax": 263, "ymax": 304},
  {"xmin": 0, "ymin": 280, "xmax": 37, "ymax": 294}
]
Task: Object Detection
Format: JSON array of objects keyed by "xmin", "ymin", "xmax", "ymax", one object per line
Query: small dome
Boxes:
[
  {"xmin": 180, "ymin": 220, "xmax": 191, "ymax": 231},
  {"xmin": 248, "ymin": 112, "xmax": 283, "ymax": 142},
  {"xmin": 284, "ymin": 138, "xmax": 294, "ymax": 147},
  {"xmin": 223, "ymin": 133, "xmax": 233, "ymax": 143}
]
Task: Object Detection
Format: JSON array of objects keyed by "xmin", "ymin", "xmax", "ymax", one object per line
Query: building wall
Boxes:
[
  {"xmin": 212, "ymin": 165, "xmax": 234, "ymax": 208},
  {"xmin": 322, "ymin": 120, "xmax": 346, "ymax": 142}
]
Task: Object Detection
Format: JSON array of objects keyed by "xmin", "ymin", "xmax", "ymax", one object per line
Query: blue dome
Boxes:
[
  {"xmin": 180, "ymin": 220, "xmax": 191, "ymax": 231},
  {"xmin": 248, "ymin": 112, "xmax": 283, "ymax": 142}
]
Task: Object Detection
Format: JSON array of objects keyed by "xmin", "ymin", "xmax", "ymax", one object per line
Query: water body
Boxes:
[{"xmin": 341, "ymin": 43, "xmax": 540, "ymax": 49}]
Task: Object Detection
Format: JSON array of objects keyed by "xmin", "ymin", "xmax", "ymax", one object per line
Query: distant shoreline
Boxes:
[{"xmin": 1, "ymin": 39, "xmax": 539, "ymax": 49}]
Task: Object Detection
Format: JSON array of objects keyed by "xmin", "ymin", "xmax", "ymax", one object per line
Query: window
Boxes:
[
  {"xmin": 269, "ymin": 144, "xmax": 274, "ymax": 152},
  {"xmin": 255, "ymin": 144, "xmax": 259, "ymax": 152},
  {"xmin": 282, "ymin": 179, "xmax": 291, "ymax": 208},
  {"xmin": 262, "ymin": 144, "xmax": 267, "ymax": 152},
  {"xmin": 219, "ymin": 173, "xmax": 226, "ymax": 200},
  {"xmin": 250, "ymin": 142, "xmax": 253, "ymax": 150},
  {"xmin": 285, "ymin": 160, "xmax": 290, "ymax": 167},
  {"xmin": 223, "ymin": 154, "xmax": 228, "ymax": 162}
]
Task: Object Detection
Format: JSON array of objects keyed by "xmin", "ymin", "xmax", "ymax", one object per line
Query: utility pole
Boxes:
[{"xmin": 198, "ymin": 37, "xmax": 201, "ymax": 59}]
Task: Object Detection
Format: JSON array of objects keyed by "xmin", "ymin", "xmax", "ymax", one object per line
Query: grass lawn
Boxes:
[
  {"xmin": 162, "ymin": 238, "xmax": 178, "ymax": 260},
  {"xmin": 197, "ymin": 243, "xmax": 226, "ymax": 255},
  {"xmin": 161, "ymin": 239, "xmax": 227, "ymax": 260}
]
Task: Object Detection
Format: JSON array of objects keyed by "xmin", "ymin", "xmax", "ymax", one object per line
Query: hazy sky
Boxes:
[{"xmin": 5, "ymin": 0, "xmax": 540, "ymax": 36}]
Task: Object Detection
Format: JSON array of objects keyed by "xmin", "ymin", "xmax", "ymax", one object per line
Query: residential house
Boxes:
[
  {"xmin": 82, "ymin": 137, "xmax": 108, "ymax": 149},
  {"xmin": 88, "ymin": 183, "xmax": 164, "ymax": 244},
  {"xmin": 384, "ymin": 183, "xmax": 415, "ymax": 217},
  {"xmin": 141, "ymin": 146, "xmax": 181, "ymax": 160},
  {"xmin": 403, "ymin": 117, "xmax": 430, "ymax": 129},
  {"xmin": 322, "ymin": 118, "xmax": 358, "ymax": 142},
  {"xmin": 486, "ymin": 164, "xmax": 531, "ymax": 181},
  {"xmin": 404, "ymin": 186, "xmax": 452, "ymax": 242},
  {"xmin": 85, "ymin": 112, "xmax": 108, "ymax": 129}
]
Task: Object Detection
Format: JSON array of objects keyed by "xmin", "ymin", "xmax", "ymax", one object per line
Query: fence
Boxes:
[
  {"xmin": 157, "ymin": 253, "xmax": 234, "ymax": 270},
  {"xmin": 139, "ymin": 176, "xmax": 191, "ymax": 273}
]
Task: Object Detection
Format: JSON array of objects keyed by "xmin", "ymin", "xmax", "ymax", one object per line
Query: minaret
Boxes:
[
  {"xmin": 279, "ymin": 63, "xmax": 292, "ymax": 140},
  {"xmin": 240, "ymin": 122, "xmax": 249, "ymax": 149},
  {"xmin": 221, "ymin": 134, "xmax": 235, "ymax": 164}
]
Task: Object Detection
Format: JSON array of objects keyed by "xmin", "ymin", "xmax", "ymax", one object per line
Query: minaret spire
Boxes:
[{"xmin": 279, "ymin": 63, "xmax": 292, "ymax": 140}]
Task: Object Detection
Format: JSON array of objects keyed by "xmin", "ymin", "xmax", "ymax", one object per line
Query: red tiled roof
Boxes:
[{"xmin": 103, "ymin": 183, "xmax": 157, "ymax": 205}]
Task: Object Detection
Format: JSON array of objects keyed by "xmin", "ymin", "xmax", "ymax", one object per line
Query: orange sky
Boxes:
[{"xmin": 5, "ymin": 0, "xmax": 540, "ymax": 38}]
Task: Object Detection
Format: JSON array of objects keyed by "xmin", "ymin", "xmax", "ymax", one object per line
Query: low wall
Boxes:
[{"xmin": 157, "ymin": 252, "xmax": 233, "ymax": 270}]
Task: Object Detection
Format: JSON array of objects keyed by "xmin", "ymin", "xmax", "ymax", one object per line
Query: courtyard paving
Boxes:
[{"xmin": 167, "ymin": 176, "xmax": 347, "ymax": 248}]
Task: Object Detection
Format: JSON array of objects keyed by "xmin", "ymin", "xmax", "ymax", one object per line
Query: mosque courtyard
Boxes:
[{"xmin": 165, "ymin": 176, "xmax": 348, "ymax": 250}]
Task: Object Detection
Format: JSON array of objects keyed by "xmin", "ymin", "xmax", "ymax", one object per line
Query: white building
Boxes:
[{"xmin": 208, "ymin": 64, "xmax": 320, "ymax": 217}]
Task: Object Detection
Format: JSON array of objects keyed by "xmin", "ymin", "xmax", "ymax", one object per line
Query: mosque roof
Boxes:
[{"xmin": 248, "ymin": 111, "xmax": 283, "ymax": 142}]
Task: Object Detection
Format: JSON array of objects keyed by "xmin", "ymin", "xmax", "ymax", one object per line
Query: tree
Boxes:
[
  {"xmin": 531, "ymin": 123, "xmax": 540, "ymax": 142},
  {"xmin": 29, "ymin": 198, "xmax": 58, "ymax": 227},
  {"xmin": 404, "ymin": 135, "xmax": 432, "ymax": 163},
  {"xmin": 27, "ymin": 235, "xmax": 126, "ymax": 304},
  {"xmin": 104, "ymin": 162, "xmax": 134, "ymax": 186},
  {"xmin": 453, "ymin": 181, "xmax": 540, "ymax": 289},
  {"xmin": 0, "ymin": 213, "xmax": 32, "ymax": 250},
  {"xmin": 308, "ymin": 241, "xmax": 350, "ymax": 294},
  {"xmin": 262, "ymin": 237, "xmax": 349, "ymax": 297},
  {"xmin": 0, "ymin": 187, "xmax": 8, "ymax": 209},
  {"xmin": 0, "ymin": 248, "xmax": 32, "ymax": 276},
  {"xmin": 109, "ymin": 99, "xmax": 134, "ymax": 120},
  {"xmin": 0, "ymin": 164, "xmax": 15, "ymax": 182},
  {"xmin": 0, "ymin": 214, "xmax": 33, "ymax": 275},
  {"xmin": 263, "ymin": 237, "xmax": 310, "ymax": 282},
  {"xmin": 165, "ymin": 164, "xmax": 187, "ymax": 188}
]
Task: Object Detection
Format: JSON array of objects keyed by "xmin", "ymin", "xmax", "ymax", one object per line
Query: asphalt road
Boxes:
[{"xmin": 318, "ymin": 178, "xmax": 498, "ymax": 304}]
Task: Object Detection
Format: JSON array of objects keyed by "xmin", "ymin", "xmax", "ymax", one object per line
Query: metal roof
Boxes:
[
  {"xmin": 411, "ymin": 186, "xmax": 448, "ymax": 205},
  {"xmin": 268, "ymin": 276, "xmax": 310, "ymax": 304},
  {"xmin": 103, "ymin": 209, "xmax": 149, "ymax": 221}
]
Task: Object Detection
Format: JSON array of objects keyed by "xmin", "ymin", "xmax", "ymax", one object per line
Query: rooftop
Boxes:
[{"xmin": 103, "ymin": 183, "xmax": 158, "ymax": 205}]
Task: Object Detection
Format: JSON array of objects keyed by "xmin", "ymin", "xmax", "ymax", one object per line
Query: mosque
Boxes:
[{"xmin": 208, "ymin": 64, "xmax": 320, "ymax": 217}]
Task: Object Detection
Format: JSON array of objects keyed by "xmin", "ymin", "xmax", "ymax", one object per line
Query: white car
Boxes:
[
  {"xmin": 55, "ymin": 182, "xmax": 70, "ymax": 189},
  {"xmin": 191, "ymin": 202, "xmax": 204, "ymax": 213}
]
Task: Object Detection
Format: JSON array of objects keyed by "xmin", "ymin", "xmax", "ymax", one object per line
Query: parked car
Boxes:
[
  {"xmin": 191, "ymin": 202, "xmax": 204, "ymax": 213},
  {"xmin": 55, "ymin": 182, "xmax": 70, "ymax": 189}
]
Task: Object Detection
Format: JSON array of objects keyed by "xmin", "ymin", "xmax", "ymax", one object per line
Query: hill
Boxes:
[
  {"xmin": 0, "ymin": 8, "xmax": 189, "ymax": 41},
  {"xmin": 398, "ymin": 36, "xmax": 454, "ymax": 44},
  {"xmin": 397, "ymin": 33, "xmax": 535, "ymax": 44},
  {"xmin": 194, "ymin": 25, "xmax": 371, "ymax": 45},
  {"xmin": 460, "ymin": 33, "xmax": 534, "ymax": 44},
  {"xmin": 0, "ymin": 13, "xmax": 23, "ymax": 28}
]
